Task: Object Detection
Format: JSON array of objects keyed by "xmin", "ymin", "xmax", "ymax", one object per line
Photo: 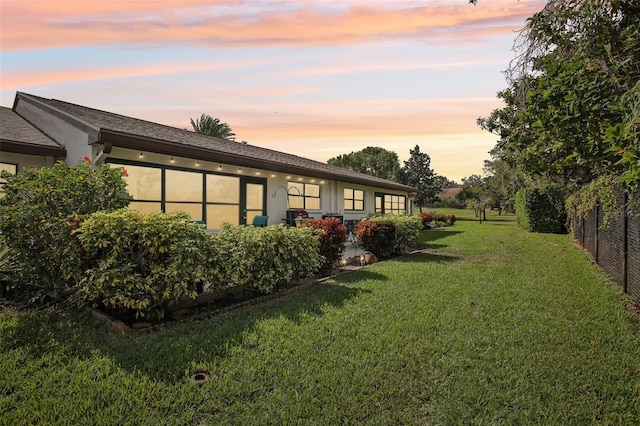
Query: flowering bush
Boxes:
[
  {"xmin": 305, "ymin": 218, "xmax": 347, "ymax": 276},
  {"xmin": 446, "ymin": 214, "xmax": 457, "ymax": 225},
  {"xmin": 0, "ymin": 160, "xmax": 131, "ymax": 303},
  {"xmin": 419, "ymin": 212, "xmax": 434, "ymax": 229}
]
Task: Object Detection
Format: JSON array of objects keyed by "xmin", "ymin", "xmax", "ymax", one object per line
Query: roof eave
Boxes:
[
  {"xmin": 0, "ymin": 139, "xmax": 67, "ymax": 157},
  {"xmin": 99, "ymin": 130, "xmax": 416, "ymax": 193}
]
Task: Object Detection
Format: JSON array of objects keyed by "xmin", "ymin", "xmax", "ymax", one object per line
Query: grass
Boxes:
[{"xmin": 1, "ymin": 209, "xmax": 639, "ymax": 424}]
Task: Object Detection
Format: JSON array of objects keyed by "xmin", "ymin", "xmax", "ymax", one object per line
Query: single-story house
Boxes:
[{"xmin": 1, "ymin": 92, "xmax": 416, "ymax": 231}]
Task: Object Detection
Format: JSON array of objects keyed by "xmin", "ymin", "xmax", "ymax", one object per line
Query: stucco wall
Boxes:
[
  {"xmin": 0, "ymin": 151, "xmax": 57, "ymax": 170},
  {"xmin": 14, "ymin": 99, "xmax": 91, "ymax": 166},
  {"xmin": 104, "ymin": 147, "xmax": 411, "ymax": 228}
]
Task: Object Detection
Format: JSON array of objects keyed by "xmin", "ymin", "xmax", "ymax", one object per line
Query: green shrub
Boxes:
[
  {"xmin": 305, "ymin": 218, "xmax": 347, "ymax": 276},
  {"xmin": 211, "ymin": 225, "xmax": 320, "ymax": 293},
  {"xmin": 0, "ymin": 159, "xmax": 131, "ymax": 303},
  {"xmin": 356, "ymin": 215, "xmax": 421, "ymax": 258},
  {"xmin": 77, "ymin": 210, "xmax": 210, "ymax": 321},
  {"xmin": 356, "ymin": 220, "xmax": 396, "ymax": 258},
  {"xmin": 384, "ymin": 215, "xmax": 421, "ymax": 254},
  {"xmin": 515, "ymin": 186, "xmax": 567, "ymax": 234}
]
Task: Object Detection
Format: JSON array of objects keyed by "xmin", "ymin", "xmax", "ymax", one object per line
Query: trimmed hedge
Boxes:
[
  {"xmin": 78, "ymin": 211, "xmax": 321, "ymax": 321},
  {"xmin": 356, "ymin": 215, "xmax": 422, "ymax": 258},
  {"xmin": 212, "ymin": 224, "xmax": 320, "ymax": 293},
  {"xmin": 515, "ymin": 186, "xmax": 567, "ymax": 234},
  {"xmin": 77, "ymin": 210, "xmax": 209, "ymax": 321}
]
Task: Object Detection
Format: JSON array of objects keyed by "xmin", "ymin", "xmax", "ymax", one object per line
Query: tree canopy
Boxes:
[
  {"xmin": 190, "ymin": 114, "xmax": 236, "ymax": 141},
  {"xmin": 401, "ymin": 145, "xmax": 440, "ymax": 211},
  {"xmin": 327, "ymin": 147, "xmax": 402, "ymax": 182},
  {"xmin": 479, "ymin": 0, "xmax": 640, "ymax": 196}
]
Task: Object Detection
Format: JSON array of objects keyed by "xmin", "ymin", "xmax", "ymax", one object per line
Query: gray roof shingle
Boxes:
[
  {"xmin": 15, "ymin": 92, "xmax": 415, "ymax": 192},
  {"xmin": 0, "ymin": 106, "xmax": 65, "ymax": 153}
]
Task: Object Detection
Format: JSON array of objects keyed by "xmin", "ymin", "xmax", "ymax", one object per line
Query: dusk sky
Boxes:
[{"xmin": 0, "ymin": 0, "xmax": 548, "ymax": 182}]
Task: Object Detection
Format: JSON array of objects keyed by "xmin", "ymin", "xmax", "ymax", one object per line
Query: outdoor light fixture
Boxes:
[
  {"xmin": 255, "ymin": 170, "xmax": 260, "ymax": 175},
  {"xmin": 218, "ymin": 165, "xmax": 222, "ymax": 170},
  {"xmin": 139, "ymin": 152, "xmax": 144, "ymax": 158},
  {"xmin": 237, "ymin": 168, "xmax": 242, "ymax": 173},
  {"xmin": 271, "ymin": 172, "xmax": 276, "ymax": 178},
  {"xmin": 170, "ymin": 156, "xmax": 175, "ymax": 163},
  {"xmin": 195, "ymin": 161, "xmax": 200, "ymax": 166}
]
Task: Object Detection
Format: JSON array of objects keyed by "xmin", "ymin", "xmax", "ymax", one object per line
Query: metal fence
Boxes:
[{"xmin": 572, "ymin": 191, "xmax": 639, "ymax": 302}]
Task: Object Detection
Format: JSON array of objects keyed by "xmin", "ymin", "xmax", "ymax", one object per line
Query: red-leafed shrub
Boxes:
[
  {"xmin": 355, "ymin": 220, "xmax": 396, "ymax": 259},
  {"xmin": 446, "ymin": 214, "xmax": 457, "ymax": 225},
  {"xmin": 419, "ymin": 212, "xmax": 434, "ymax": 229},
  {"xmin": 305, "ymin": 218, "xmax": 347, "ymax": 276},
  {"xmin": 433, "ymin": 213, "xmax": 448, "ymax": 223}
]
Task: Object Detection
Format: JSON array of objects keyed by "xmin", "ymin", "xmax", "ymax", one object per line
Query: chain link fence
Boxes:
[{"xmin": 572, "ymin": 191, "xmax": 639, "ymax": 302}]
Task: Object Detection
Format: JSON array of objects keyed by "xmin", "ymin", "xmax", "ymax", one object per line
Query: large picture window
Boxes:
[
  {"xmin": 375, "ymin": 193, "xmax": 406, "ymax": 215},
  {"xmin": 288, "ymin": 182, "xmax": 320, "ymax": 210},
  {"xmin": 343, "ymin": 188, "xmax": 364, "ymax": 211},
  {"xmin": 108, "ymin": 160, "xmax": 265, "ymax": 230}
]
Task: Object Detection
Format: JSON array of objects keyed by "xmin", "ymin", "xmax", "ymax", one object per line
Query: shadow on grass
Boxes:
[{"xmin": 0, "ymin": 280, "xmax": 371, "ymax": 384}]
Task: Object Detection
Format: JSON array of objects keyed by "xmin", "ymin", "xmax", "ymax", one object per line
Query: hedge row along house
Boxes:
[{"xmin": 1, "ymin": 92, "xmax": 416, "ymax": 231}]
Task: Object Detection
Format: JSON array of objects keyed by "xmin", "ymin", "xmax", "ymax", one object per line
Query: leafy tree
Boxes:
[
  {"xmin": 401, "ymin": 145, "xmax": 441, "ymax": 212},
  {"xmin": 190, "ymin": 113, "xmax": 236, "ymax": 140},
  {"xmin": 434, "ymin": 175, "xmax": 461, "ymax": 189},
  {"xmin": 482, "ymin": 147, "xmax": 527, "ymax": 214},
  {"xmin": 479, "ymin": 0, "xmax": 640, "ymax": 193},
  {"xmin": 327, "ymin": 146, "xmax": 401, "ymax": 182},
  {"xmin": 0, "ymin": 159, "xmax": 131, "ymax": 302},
  {"xmin": 458, "ymin": 174, "xmax": 487, "ymax": 219}
]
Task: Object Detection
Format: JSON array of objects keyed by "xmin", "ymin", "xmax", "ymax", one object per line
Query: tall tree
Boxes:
[
  {"xmin": 478, "ymin": 0, "xmax": 640, "ymax": 192},
  {"xmin": 327, "ymin": 147, "xmax": 401, "ymax": 182},
  {"xmin": 190, "ymin": 114, "xmax": 236, "ymax": 141},
  {"xmin": 401, "ymin": 145, "xmax": 440, "ymax": 212}
]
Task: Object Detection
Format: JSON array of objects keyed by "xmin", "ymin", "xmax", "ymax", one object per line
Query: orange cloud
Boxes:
[{"xmin": 1, "ymin": 1, "xmax": 546, "ymax": 51}]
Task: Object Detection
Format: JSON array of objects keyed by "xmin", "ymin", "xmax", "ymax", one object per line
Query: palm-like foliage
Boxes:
[{"xmin": 190, "ymin": 114, "xmax": 236, "ymax": 141}]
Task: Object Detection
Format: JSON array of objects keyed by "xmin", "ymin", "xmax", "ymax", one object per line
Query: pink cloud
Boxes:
[
  {"xmin": 2, "ymin": 1, "xmax": 546, "ymax": 51},
  {"xmin": 0, "ymin": 60, "xmax": 265, "ymax": 91}
]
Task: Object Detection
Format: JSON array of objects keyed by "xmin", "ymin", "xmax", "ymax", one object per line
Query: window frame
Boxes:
[
  {"xmin": 343, "ymin": 187, "xmax": 365, "ymax": 211},
  {"xmin": 287, "ymin": 181, "xmax": 321, "ymax": 210},
  {"xmin": 106, "ymin": 158, "xmax": 266, "ymax": 228},
  {"xmin": 374, "ymin": 192, "xmax": 407, "ymax": 215}
]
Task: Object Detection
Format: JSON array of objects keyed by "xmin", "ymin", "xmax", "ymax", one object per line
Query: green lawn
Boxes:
[{"xmin": 2, "ymin": 209, "xmax": 639, "ymax": 424}]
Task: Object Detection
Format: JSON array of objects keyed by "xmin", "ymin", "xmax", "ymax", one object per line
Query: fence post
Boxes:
[
  {"xmin": 594, "ymin": 204, "xmax": 599, "ymax": 263},
  {"xmin": 622, "ymin": 191, "xmax": 628, "ymax": 294}
]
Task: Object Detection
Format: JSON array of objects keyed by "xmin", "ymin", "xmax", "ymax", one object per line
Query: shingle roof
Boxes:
[
  {"xmin": 0, "ymin": 106, "xmax": 66, "ymax": 156},
  {"xmin": 15, "ymin": 92, "xmax": 415, "ymax": 193},
  {"xmin": 437, "ymin": 187, "xmax": 463, "ymax": 197}
]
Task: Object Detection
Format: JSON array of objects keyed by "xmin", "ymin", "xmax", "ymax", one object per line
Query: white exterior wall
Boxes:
[
  {"xmin": 0, "ymin": 151, "xmax": 58, "ymax": 170},
  {"xmin": 103, "ymin": 147, "xmax": 412, "ymax": 228},
  {"xmin": 14, "ymin": 100, "xmax": 92, "ymax": 166}
]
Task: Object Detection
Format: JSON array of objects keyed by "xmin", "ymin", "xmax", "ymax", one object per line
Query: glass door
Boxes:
[{"xmin": 241, "ymin": 178, "xmax": 266, "ymax": 225}]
